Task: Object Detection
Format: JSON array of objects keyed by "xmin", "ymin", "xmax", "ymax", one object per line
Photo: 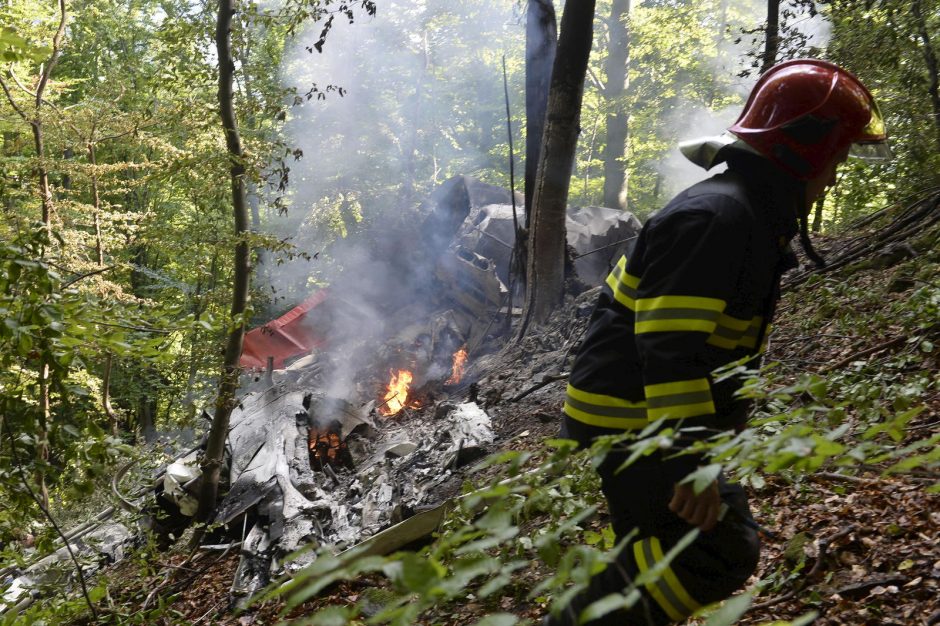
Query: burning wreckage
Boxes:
[{"xmin": 2, "ymin": 176, "xmax": 641, "ymax": 610}]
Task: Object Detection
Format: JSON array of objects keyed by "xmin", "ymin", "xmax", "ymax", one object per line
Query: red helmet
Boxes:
[{"xmin": 729, "ymin": 59, "xmax": 889, "ymax": 180}]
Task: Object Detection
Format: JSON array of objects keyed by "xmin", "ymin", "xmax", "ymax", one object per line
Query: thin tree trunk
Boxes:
[
  {"xmin": 519, "ymin": 0, "xmax": 597, "ymax": 335},
  {"xmin": 29, "ymin": 0, "xmax": 67, "ymax": 497},
  {"xmin": 102, "ymin": 352, "xmax": 118, "ymax": 436},
  {"xmin": 602, "ymin": 0, "xmax": 629, "ymax": 210},
  {"xmin": 37, "ymin": 360, "xmax": 50, "ymax": 509},
  {"xmin": 88, "ymin": 142, "xmax": 105, "ymax": 265},
  {"xmin": 401, "ymin": 29, "xmax": 431, "ymax": 207},
  {"xmin": 761, "ymin": 0, "xmax": 780, "ymax": 74},
  {"xmin": 31, "ymin": 123, "xmax": 53, "ymax": 227},
  {"xmin": 183, "ymin": 271, "xmax": 208, "ymax": 422},
  {"xmin": 811, "ymin": 193, "xmax": 825, "ymax": 233},
  {"xmin": 35, "ymin": 0, "xmax": 67, "ymax": 228},
  {"xmin": 583, "ymin": 108, "xmax": 600, "ymax": 199},
  {"xmin": 195, "ymin": 0, "xmax": 252, "ymax": 528},
  {"xmin": 911, "ymin": 0, "xmax": 940, "ymax": 152},
  {"xmin": 707, "ymin": 0, "xmax": 730, "ymax": 108},
  {"xmin": 139, "ymin": 395, "xmax": 157, "ymax": 443},
  {"xmin": 525, "ymin": 0, "xmax": 557, "ymax": 226}
]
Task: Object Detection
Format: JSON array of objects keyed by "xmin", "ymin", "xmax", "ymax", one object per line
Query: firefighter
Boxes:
[{"xmin": 549, "ymin": 59, "xmax": 889, "ymax": 625}]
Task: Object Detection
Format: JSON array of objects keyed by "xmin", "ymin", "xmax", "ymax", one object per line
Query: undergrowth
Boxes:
[{"xmin": 260, "ymin": 231, "xmax": 938, "ymax": 625}]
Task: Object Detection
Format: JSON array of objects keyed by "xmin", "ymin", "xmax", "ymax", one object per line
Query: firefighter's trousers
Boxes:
[{"xmin": 547, "ymin": 450, "xmax": 760, "ymax": 626}]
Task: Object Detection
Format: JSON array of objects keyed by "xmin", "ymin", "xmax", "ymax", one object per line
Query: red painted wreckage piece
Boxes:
[{"xmin": 239, "ymin": 289, "xmax": 330, "ymax": 369}]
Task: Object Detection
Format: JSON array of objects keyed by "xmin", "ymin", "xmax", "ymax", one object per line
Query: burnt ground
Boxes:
[{"xmin": 88, "ymin": 201, "xmax": 939, "ymax": 625}]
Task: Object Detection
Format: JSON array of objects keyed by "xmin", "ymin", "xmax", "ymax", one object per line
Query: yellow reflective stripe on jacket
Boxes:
[
  {"xmin": 564, "ymin": 384, "xmax": 648, "ymax": 430},
  {"xmin": 605, "ymin": 256, "xmax": 640, "ymax": 311},
  {"xmin": 635, "ymin": 295, "xmax": 725, "ymax": 334},
  {"xmin": 706, "ymin": 313, "xmax": 760, "ymax": 350},
  {"xmin": 739, "ymin": 318, "xmax": 766, "ymax": 349},
  {"xmin": 633, "ymin": 536, "xmax": 702, "ymax": 621},
  {"xmin": 644, "ymin": 378, "xmax": 715, "ymax": 420}
]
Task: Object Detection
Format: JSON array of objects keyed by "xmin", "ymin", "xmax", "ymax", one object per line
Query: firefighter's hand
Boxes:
[{"xmin": 669, "ymin": 480, "xmax": 720, "ymax": 532}]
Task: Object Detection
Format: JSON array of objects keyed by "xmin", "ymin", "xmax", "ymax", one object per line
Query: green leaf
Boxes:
[
  {"xmin": 581, "ymin": 592, "xmax": 630, "ymax": 622},
  {"xmin": 538, "ymin": 540, "xmax": 562, "ymax": 568},
  {"xmin": 680, "ymin": 464, "xmax": 722, "ymax": 494},
  {"xmin": 88, "ymin": 584, "xmax": 107, "ymax": 603},
  {"xmin": 383, "ymin": 552, "xmax": 444, "ymax": 594},
  {"xmin": 701, "ymin": 590, "xmax": 754, "ymax": 625}
]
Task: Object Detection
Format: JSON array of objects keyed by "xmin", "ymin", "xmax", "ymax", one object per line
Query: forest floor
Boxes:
[{"xmin": 84, "ymin": 197, "xmax": 939, "ymax": 626}]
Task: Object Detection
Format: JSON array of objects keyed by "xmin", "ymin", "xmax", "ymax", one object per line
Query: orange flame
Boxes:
[
  {"xmin": 310, "ymin": 430, "xmax": 343, "ymax": 462},
  {"xmin": 445, "ymin": 346, "xmax": 468, "ymax": 385},
  {"xmin": 380, "ymin": 369, "xmax": 413, "ymax": 416}
]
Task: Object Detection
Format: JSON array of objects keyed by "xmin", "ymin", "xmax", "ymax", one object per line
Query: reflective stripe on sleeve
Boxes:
[
  {"xmin": 564, "ymin": 384, "xmax": 648, "ymax": 430},
  {"xmin": 635, "ymin": 295, "xmax": 725, "ymax": 334},
  {"xmin": 632, "ymin": 536, "xmax": 702, "ymax": 621},
  {"xmin": 605, "ymin": 256, "xmax": 640, "ymax": 311},
  {"xmin": 706, "ymin": 312, "xmax": 751, "ymax": 349},
  {"xmin": 644, "ymin": 378, "xmax": 715, "ymax": 420},
  {"xmin": 739, "ymin": 317, "xmax": 765, "ymax": 349}
]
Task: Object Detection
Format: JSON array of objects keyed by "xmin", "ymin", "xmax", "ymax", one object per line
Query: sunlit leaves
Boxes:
[{"xmin": 0, "ymin": 26, "xmax": 51, "ymax": 62}]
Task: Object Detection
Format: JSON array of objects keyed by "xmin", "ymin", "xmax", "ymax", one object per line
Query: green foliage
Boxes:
[
  {"xmin": 0, "ymin": 225, "xmax": 202, "ymax": 539},
  {"xmin": 824, "ymin": 0, "xmax": 940, "ymax": 226},
  {"xmin": 0, "ymin": 26, "xmax": 50, "ymax": 62}
]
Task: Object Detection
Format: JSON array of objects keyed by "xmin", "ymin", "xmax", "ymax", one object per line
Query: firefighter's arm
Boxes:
[
  {"xmin": 632, "ymin": 205, "xmax": 744, "ymax": 528},
  {"xmin": 633, "ymin": 206, "xmax": 743, "ymax": 428}
]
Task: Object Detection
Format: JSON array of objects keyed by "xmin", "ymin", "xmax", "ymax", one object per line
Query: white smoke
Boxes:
[
  {"xmin": 785, "ymin": 0, "xmax": 832, "ymax": 54},
  {"xmin": 656, "ymin": 105, "xmax": 742, "ymax": 201},
  {"xmin": 654, "ymin": 0, "xmax": 833, "ymax": 203},
  {"xmin": 252, "ymin": 1, "xmax": 522, "ymax": 399}
]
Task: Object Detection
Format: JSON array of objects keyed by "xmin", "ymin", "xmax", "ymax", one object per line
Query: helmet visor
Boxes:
[
  {"xmin": 850, "ymin": 140, "xmax": 892, "ymax": 161},
  {"xmin": 850, "ymin": 96, "xmax": 890, "ymax": 161}
]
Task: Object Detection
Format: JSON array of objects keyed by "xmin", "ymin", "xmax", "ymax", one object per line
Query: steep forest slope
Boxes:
[{"xmin": 75, "ymin": 192, "xmax": 939, "ymax": 625}]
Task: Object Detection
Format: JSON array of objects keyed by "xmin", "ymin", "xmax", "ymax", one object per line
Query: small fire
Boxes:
[
  {"xmin": 309, "ymin": 424, "xmax": 354, "ymax": 471},
  {"xmin": 380, "ymin": 369, "xmax": 414, "ymax": 416},
  {"xmin": 310, "ymin": 430, "xmax": 343, "ymax": 463},
  {"xmin": 445, "ymin": 346, "xmax": 469, "ymax": 385}
]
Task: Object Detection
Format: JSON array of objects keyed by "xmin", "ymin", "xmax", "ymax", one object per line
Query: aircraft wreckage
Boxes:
[{"xmin": 1, "ymin": 175, "xmax": 641, "ymax": 612}]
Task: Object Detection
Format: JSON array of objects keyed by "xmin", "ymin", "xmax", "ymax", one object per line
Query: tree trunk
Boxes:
[
  {"xmin": 0, "ymin": 0, "xmax": 66, "ymax": 231},
  {"xmin": 911, "ymin": 0, "xmax": 940, "ymax": 152},
  {"xmin": 706, "ymin": 0, "xmax": 729, "ymax": 108},
  {"xmin": 602, "ymin": 0, "xmax": 629, "ymax": 210},
  {"xmin": 31, "ymin": 122, "xmax": 53, "ymax": 227},
  {"xmin": 525, "ymin": 0, "xmax": 557, "ymax": 226},
  {"xmin": 519, "ymin": 0, "xmax": 597, "ymax": 335},
  {"xmin": 401, "ymin": 29, "xmax": 431, "ymax": 208},
  {"xmin": 28, "ymin": 0, "xmax": 66, "ymax": 497},
  {"xmin": 88, "ymin": 143, "xmax": 105, "ymax": 265},
  {"xmin": 102, "ymin": 352, "xmax": 117, "ymax": 435},
  {"xmin": 195, "ymin": 0, "xmax": 252, "ymax": 527},
  {"xmin": 138, "ymin": 395, "xmax": 157, "ymax": 443},
  {"xmin": 32, "ymin": 0, "xmax": 67, "ymax": 229},
  {"xmin": 37, "ymin": 360, "xmax": 50, "ymax": 509},
  {"xmin": 761, "ymin": 0, "xmax": 780, "ymax": 74},
  {"xmin": 811, "ymin": 193, "xmax": 825, "ymax": 233},
  {"xmin": 582, "ymin": 109, "xmax": 600, "ymax": 198}
]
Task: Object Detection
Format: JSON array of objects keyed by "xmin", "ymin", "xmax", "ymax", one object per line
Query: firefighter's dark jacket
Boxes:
[{"xmin": 564, "ymin": 156, "xmax": 801, "ymax": 459}]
